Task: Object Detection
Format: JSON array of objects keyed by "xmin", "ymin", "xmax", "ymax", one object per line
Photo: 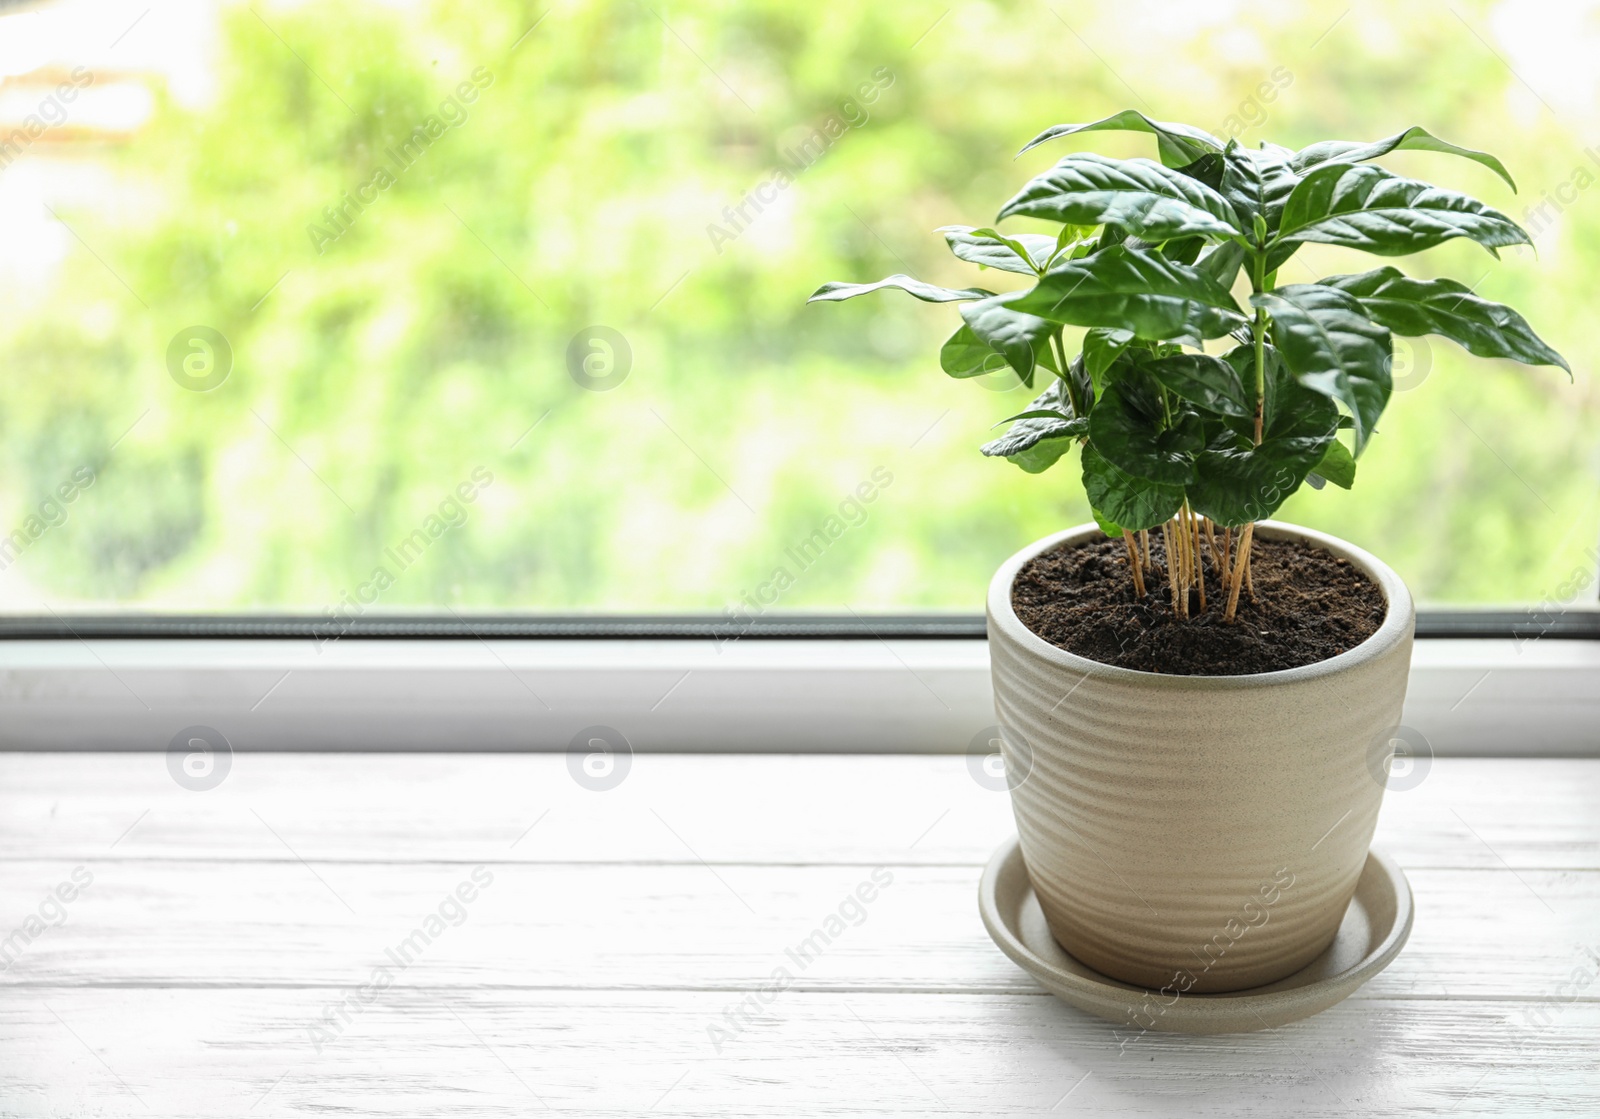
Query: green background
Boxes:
[{"xmin": 2, "ymin": 0, "xmax": 1594, "ymax": 613}]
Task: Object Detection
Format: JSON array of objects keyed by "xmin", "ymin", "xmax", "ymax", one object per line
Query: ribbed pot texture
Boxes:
[{"xmin": 987, "ymin": 521, "xmax": 1414, "ymax": 993}]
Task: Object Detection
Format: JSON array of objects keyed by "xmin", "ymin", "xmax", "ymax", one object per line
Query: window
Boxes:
[{"xmin": 0, "ymin": 0, "xmax": 1595, "ymax": 621}]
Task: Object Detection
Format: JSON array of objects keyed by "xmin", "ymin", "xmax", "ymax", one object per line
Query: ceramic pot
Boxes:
[{"xmin": 986, "ymin": 520, "xmax": 1414, "ymax": 993}]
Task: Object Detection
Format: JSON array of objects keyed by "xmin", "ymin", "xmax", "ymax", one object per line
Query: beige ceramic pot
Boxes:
[{"xmin": 987, "ymin": 519, "xmax": 1414, "ymax": 993}]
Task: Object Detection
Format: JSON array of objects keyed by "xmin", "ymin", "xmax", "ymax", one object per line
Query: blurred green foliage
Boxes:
[{"xmin": 1, "ymin": 0, "xmax": 1594, "ymax": 611}]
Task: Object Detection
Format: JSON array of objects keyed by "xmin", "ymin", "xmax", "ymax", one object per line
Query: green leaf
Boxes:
[
  {"xmin": 1189, "ymin": 430, "xmax": 1333, "ymax": 526},
  {"xmin": 999, "ymin": 436, "xmax": 1080, "ymax": 473},
  {"xmin": 939, "ymin": 324, "xmax": 1009, "ymax": 379},
  {"xmin": 1194, "ymin": 240, "xmax": 1247, "ymax": 289},
  {"xmin": 1216, "ymin": 341, "xmax": 1338, "ymax": 441},
  {"xmin": 1082, "ymin": 327, "xmax": 1134, "ymax": 389},
  {"xmin": 1090, "ymin": 507, "xmax": 1125, "ymax": 539},
  {"xmin": 996, "ymin": 408, "xmax": 1076, "ymax": 425},
  {"xmin": 1047, "ymin": 223, "xmax": 1099, "ymax": 267},
  {"xmin": 958, "ymin": 296, "xmax": 1061, "ymax": 384},
  {"xmin": 1189, "ymin": 367, "xmax": 1339, "ymax": 526},
  {"xmin": 1320, "ymin": 266, "xmax": 1570, "ymax": 373},
  {"xmin": 937, "ymin": 226, "xmax": 1058, "ymax": 276},
  {"xmin": 998, "ymin": 153, "xmax": 1244, "ymax": 241},
  {"xmin": 1088, "ymin": 375, "xmax": 1203, "ymax": 486},
  {"xmin": 1017, "ymin": 111, "xmax": 1224, "ymax": 168},
  {"xmin": 1292, "ymin": 126, "xmax": 1517, "ymax": 192},
  {"xmin": 1141, "ymin": 352, "xmax": 1251, "ymax": 417},
  {"xmin": 1004, "ymin": 245, "xmax": 1247, "ymax": 341},
  {"xmin": 807, "ymin": 275, "xmax": 994, "ymax": 303},
  {"xmin": 1082, "ymin": 443, "xmax": 1185, "ymax": 531},
  {"xmin": 981, "ymin": 382, "xmax": 1086, "ymax": 472},
  {"xmin": 1159, "ymin": 235, "xmax": 1206, "ymax": 265},
  {"xmin": 1252, "ymin": 283, "xmax": 1393, "ymax": 455},
  {"xmin": 1171, "ymin": 151, "xmax": 1225, "ymax": 191},
  {"xmin": 1275, "ymin": 163, "xmax": 1530, "ymax": 257},
  {"xmin": 1312, "ymin": 438, "xmax": 1357, "ymax": 489},
  {"xmin": 1220, "ymin": 143, "xmax": 1301, "ymax": 235}
]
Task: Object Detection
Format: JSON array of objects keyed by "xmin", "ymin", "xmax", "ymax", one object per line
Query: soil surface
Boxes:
[{"xmin": 1011, "ymin": 532, "xmax": 1386, "ymax": 675}]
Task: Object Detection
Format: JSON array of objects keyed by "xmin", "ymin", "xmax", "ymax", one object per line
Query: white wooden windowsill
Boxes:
[{"xmin": 1, "ymin": 752, "xmax": 1596, "ymax": 1115}]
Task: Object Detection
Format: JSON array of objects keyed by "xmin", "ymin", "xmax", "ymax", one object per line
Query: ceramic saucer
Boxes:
[{"xmin": 979, "ymin": 835, "xmax": 1413, "ymax": 1034}]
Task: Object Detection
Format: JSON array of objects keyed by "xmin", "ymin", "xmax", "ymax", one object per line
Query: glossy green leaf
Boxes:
[
  {"xmin": 939, "ymin": 324, "xmax": 1009, "ymax": 379},
  {"xmin": 1089, "ymin": 376, "xmax": 1203, "ymax": 485},
  {"xmin": 1292, "ymin": 126, "xmax": 1516, "ymax": 192},
  {"xmin": 1090, "ymin": 507, "xmax": 1125, "ymax": 539},
  {"xmin": 1159, "ymin": 235, "xmax": 1206, "ymax": 265},
  {"xmin": 959, "ymin": 296, "xmax": 1061, "ymax": 384},
  {"xmin": 1320, "ymin": 266, "xmax": 1569, "ymax": 372},
  {"xmin": 1082, "ymin": 443, "xmax": 1185, "ymax": 531},
  {"xmin": 1005, "ymin": 245, "xmax": 1247, "ymax": 341},
  {"xmin": 1194, "ymin": 240, "xmax": 1247, "ymax": 289},
  {"xmin": 1216, "ymin": 341, "xmax": 1338, "ymax": 440},
  {"xmin": 1189, "ymin": 429, "xmax": 1334, "ymax": 525},
  {"xmin": 996, "ymin": 408, "xmax": 1076, "ymax": 424},
  {"xmin": 1220, "ymin": 143, "xmax": 1301, "ymax": 235},
  {"xmin": 998, "ymin": 153, "xmax": 1244, "ymax": 241},
  {"xmin": 807, "ymin": 275, "xmax": 994, "ymax": 303},
  {"xmin": 1252, "ymin": 283, "xmax": 1392, "ymax": 455},
  {"xmin": 1189, "ymin": 363, "xmax": 1338, "ymax": 525},
  {"xmin": 981, "ymin": 382, "xmax": 1086, "ymax": 471},
  {"xmin": 937, "ymin": 226, "xmax": 1058, "ymax": 275},
  {"xmin": 1082, "ymin": 327, "xmax": 1134, "ymax": 389},
  {"xmin": 1141, "ymin": 352, "xmax": 1251, "ymax": 417},
  {"xmin": 1312, "ymin": 438, "xmax": 1357, "ymax": 489},
  {"xmin": 1220, "ymin": 342, "xmax": 1263, "ymax": 423},
  {"xmin": 1171, "ymin": 151, "xmax": 1225, "ymax": 191},
  {"xmin": 1017, "ymin": 111, "xmax": 1223, "ymax": 168},
  {"xmin": 997, "ymin": 435, "xmax": 1079, "ymax": 473},
  {"xmin": 1275, "ymin": 163, "xmax": 1530, "ymax": 257}
]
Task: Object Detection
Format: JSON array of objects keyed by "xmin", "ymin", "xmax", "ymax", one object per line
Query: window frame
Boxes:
[{"xmin": 2, "ymin": 610, "xmax": 1596, "ymax": 756}]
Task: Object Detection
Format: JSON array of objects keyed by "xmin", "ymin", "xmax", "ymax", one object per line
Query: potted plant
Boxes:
[{"xmin": 810, "ymin": 112, "xmax": 1567, "ymax": 993}]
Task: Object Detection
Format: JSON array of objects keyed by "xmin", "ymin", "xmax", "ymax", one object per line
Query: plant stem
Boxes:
[
  {"xmin": 1171, "ymin": 521, "xmax": 1184, "ymax": 617},
  {"xmin": 1049, "ymin": 331, "xmax": 1080, "ymax": 416},
  {"xmin": 1177, "ymin": 512, "xmax": 1191, "ymax": 618},
  {"xmin": 1228, "ymin": 249, "xmax": 1270, "ymax": 624},
  {"xmin": 1203, "ymin": 516, "xmax": 1221, "ymax": 582},
  {"xmin": 1252, "ymin": 263, "xmax": 1267, "ymax": 447},
  {"xmin": 1139, "ymin": 529, "xmax": 1151, "ymax": 573},
  {"xmin": 1180, "ymin": 508, "xmax": 1193, "ymax": 614},
  {"xmin": 1224, "ymin": 522, "xmax": 1254, "ymax": 623},
  {"xmin": 1191, "ymin": 505, "xmax": 1206, "ymax": 612},
  {"xmin": 1122, "ymin": 530, "xmax": 1146, "ymax": 598}
]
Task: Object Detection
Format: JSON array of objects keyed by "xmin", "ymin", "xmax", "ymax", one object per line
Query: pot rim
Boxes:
[{"xmin": 986, "ymin": 519, "xmax": 1415, "ymax": 689}]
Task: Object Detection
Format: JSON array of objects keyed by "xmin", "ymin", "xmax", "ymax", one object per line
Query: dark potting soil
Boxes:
[{"xmin": 1011, "ymin": 533, "xmax": 1386, "ymax": 675}]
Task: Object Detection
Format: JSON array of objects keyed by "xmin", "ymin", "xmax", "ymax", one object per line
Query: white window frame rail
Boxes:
[{"xmin": 1, "ymin": 623, "xmax": 1596, "ymax": 756}]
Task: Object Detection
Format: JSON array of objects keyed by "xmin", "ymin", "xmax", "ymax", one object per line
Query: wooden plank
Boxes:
[
  {"xmin": 1, "ymin": 987, "xmax": 1594, "ymax": 1118},
  {"xmin": 1, "ymin": 754, "xmax": 1597, "ymax": 869},
  {"xmin": 1, "ymin": 860, "xmax": 1596, "ymax": 1002}
]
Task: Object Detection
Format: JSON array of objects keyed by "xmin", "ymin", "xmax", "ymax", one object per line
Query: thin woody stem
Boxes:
[
  {"xmin": 1178, "ymin": 508, "xmax": 1192, "ymax": 616},
  {"xmin": 1171, "ymin": 521, "xmax": 1184, "ymax": 617},
  {"xmin": 1192, "ymin": 506, "xmax": 1207, "ymax": 612},
  {"xmin": 1181, "ymin": 511, "xmax": 1193, "ymax": 618},
  {"xmin": 1224, "ymin": 522, "xmax": 1254, "ymax": 623},
  {"xmin": 1172, "ymin": 514, "xmax": 1189, "ymax": 618},
  {"xmin": 1122, "ymin": 529, "xmax": 1146, "ymax": 598}
]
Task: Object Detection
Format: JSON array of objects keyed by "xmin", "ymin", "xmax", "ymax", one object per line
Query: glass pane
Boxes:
[{"xmin": 1, "ymin": 0, "xmax": 1594, "ymax": 614}]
